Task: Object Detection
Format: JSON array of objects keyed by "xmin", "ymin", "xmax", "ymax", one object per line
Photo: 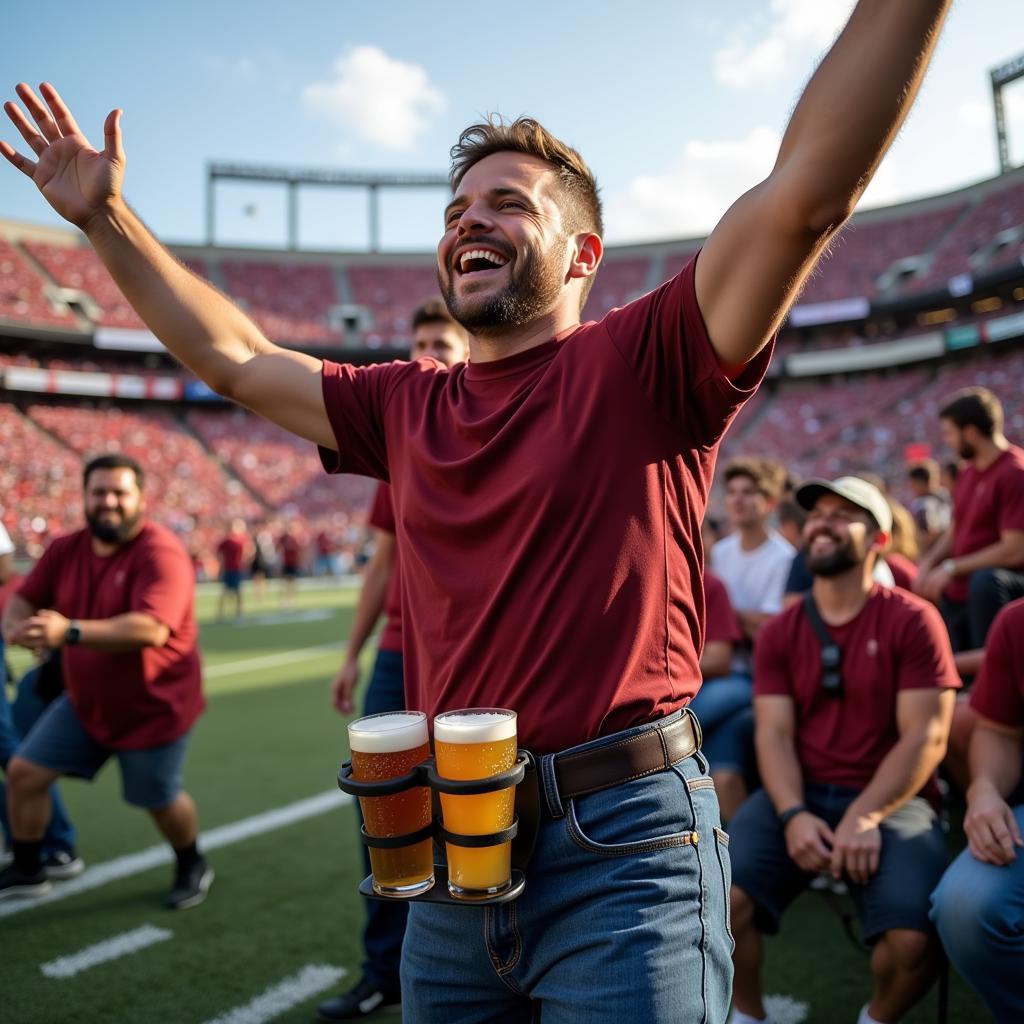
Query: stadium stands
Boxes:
[
  {"xmin": 0, "ymin": 239, "xmax": 77, "ymax": 329},
  {"xmin": 345, "ymin": 264, "xmax": 442, "ymax": 344}
]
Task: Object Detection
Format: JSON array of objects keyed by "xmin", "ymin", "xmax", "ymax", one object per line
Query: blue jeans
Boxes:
[
  {"xmin": 688, "ymin": 674, "xmax": 753, "ymax": 775},
  {"xmin": 930, "ymin": 805, "xmax": 1024, "ymax": 1024},
  {"xmin": 357, "ymin": 648, "xmax": 407, "ymax": 994},
  {"xmin": 400, "ymin": 710, "xmax": 733, "ymax": 1023},
  {"xmin": 0, "ymin": 666, "xmax": 77, "ymax": 856}
]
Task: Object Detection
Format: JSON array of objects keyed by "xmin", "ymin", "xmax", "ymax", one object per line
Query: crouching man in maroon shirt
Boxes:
[
  {"xmin": 728, "ymin": 478, "xmax": 959, "ymax": 1024},
  {"xmin": 0, "ymin": 455, "xmax": 211, "ymax": 910}
]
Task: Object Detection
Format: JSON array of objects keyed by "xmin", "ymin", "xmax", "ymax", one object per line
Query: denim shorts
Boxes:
[
  {"xmin": 400, "ymin": 709, "xmax": 733, "ymax": 1023},
  {"xmin": 16, "ymin": 694, "xmax": 191, "ymax": 810},
  {"xmin": 729, "ymin": 785, "xmax": 947, "ymax": 942}
]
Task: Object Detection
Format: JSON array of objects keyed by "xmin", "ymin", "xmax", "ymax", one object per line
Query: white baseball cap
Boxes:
[{"xmin": 795, "ymin": 476, "xmax": 893, "ymax": 534}]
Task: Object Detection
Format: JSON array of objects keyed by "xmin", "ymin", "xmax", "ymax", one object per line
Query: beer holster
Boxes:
[{"xmin": 338, "ymin": 748, "xmax": 535, "ymax": 905}]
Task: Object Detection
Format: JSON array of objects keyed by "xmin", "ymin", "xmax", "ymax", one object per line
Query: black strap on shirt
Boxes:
[{"xmin": 801, "ymin": 593, "xmax": 844, "ymax": 697}]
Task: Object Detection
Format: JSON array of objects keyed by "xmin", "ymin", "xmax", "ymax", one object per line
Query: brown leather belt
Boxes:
[{"xmin": 552, "ymin": 710, "xmax": 702, "ymax": 801}]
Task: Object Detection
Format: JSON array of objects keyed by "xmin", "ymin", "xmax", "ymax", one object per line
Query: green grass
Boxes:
[{"xmin": 1, "ymin": 583, "xmax": 987, "ymax": 1023}]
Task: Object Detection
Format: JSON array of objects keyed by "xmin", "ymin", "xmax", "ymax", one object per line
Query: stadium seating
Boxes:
[
  {"xmin": 345, "ymin": 264, "xmax": 443, "ymax": 344},
  {"xmin": 582, "ymin": 256, "xmax": 651, "ymax": 320},
  {"xmin": 0, "ymin": 239, "xmax": 77, "ymax": 328},
  {"xmin": 221, "ymin": 261, "xmax": 342, "ymax": 344}
]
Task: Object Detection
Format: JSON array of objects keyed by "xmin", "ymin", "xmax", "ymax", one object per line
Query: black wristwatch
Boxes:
[
  {"xmin": 64, "ymin": 621, "xmax": 82, "ymax": 646},
  {"xmin": 778, "ymin": 804, "xmax": 807, "ymax": 829}
]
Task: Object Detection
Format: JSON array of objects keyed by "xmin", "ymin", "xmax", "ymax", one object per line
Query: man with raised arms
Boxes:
[{"xmin": 1, "ymin": 5, "xmax": 953, "ymax": 1017}]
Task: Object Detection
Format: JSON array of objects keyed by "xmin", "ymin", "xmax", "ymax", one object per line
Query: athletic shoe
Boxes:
[
  {"xmin": 165, "ymin": 857, "xmax": 214, "ymax": 910},
  {"xmin": 42, "ymin": 850, "xmax": 86, "ymax": 880},
  {"xmin": 316, "ymin": 976, "xmax": 401, "ymax": 1020},
  {"xmin": 0, "ymin": 863, "xmax": 52, "ymax": 900}
]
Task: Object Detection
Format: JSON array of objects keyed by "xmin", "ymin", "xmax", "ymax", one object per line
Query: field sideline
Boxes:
[{"xmin": 1, "ymin": 583, "xmax": 985, "ymax": 1023}]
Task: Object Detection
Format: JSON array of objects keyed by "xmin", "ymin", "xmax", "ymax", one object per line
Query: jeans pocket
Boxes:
[
  {"xmin": 713, "ymin": 826, "xmax": 735, "ymax": 948},
  {"xmin": 565, "ymin": 767, "xmax": 699, "ymax": 857}
]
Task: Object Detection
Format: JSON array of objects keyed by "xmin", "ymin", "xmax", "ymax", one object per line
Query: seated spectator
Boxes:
[
  {"xmin": 688, "ymin": 567, "xmax": 749, "ymax": 820},
  {"xmin": 907, "ymin": 459, "xmax": 950, "ymax": 557},
  {"xmin": 711, "ymin": 457, "xmax": 794, "ymax": 642},
  {"xmin": 776, "ymin": 498, "xmax": 807, "ymax": 552},
  {"xmin": 728, "ymin": 477, "xmax": 958, "ymax": 1024},
  {"xmin": 930, "ymin": 598, "xmax": 1024, "ymax": 1024},
  {"xmin": 916, "ymin": 387, "xmax": 1024, "ymax": 652}
]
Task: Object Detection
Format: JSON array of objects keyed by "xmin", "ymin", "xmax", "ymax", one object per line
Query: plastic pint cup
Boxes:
[
  {"xmin": 434, "ymin": 708, "xmax": 518, "ymax": 899},
  {"xmin": 347, "ymin": 711, "xmax": 434, "ymax": 897}
]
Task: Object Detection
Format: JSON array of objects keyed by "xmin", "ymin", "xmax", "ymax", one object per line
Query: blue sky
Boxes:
[{"xmin": 1, "ymin": 1, "xmax": 1022, "ymax": 251}]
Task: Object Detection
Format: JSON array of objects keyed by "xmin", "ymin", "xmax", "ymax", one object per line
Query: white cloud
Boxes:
[
  {"xmin": 957, "ymin": 100, "xmax": 993, "ymax": 129},
  {"xmin": 302, "ymin": 46, "xmax": 446, "ymax": 152},
  {"xmin": 713, "ymin": 0, "xmax": 855, "ymax": 89},
  {"xmin": 605, "ymin": 126, "xmax": 781, "ymax": 242}
]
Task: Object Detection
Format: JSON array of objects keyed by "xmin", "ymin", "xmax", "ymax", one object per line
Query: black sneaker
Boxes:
[
  {"xmin": 165, "ymin": 857, "xmax": 214, "ymax": 910},
  {"xmin": 42, "ymin": 850, "xmax": 86, "ymax": 880},
  {"xmin": 0, "ymin": 863, "xmax": 51, "ymax": 900},
  {"xmin": 316, "ymin": 976, "xmax": 401, "ymax": 1020}
]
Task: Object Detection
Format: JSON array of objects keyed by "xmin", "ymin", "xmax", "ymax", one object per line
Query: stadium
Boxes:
[{"xmin": 2, "ymin": 24, "xmax": 1024, "ymax": 1024}]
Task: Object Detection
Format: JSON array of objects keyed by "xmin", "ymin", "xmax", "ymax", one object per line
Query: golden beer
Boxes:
[
  {"xmin": 434, "ymin": 709, "xmax": 518, "ymax": 899},
  {"xmin": 348, "ymin": 711, "xmax": 434, "ymax": 897}
]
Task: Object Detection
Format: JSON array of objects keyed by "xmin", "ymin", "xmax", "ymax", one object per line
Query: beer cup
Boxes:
[
  {"xmin": 434, "ymin": 708, "xmax": 518, "ymax": 899},
  {"xmin": 348, "ymin": 711, "xmax": 434, "ymax": 897}
]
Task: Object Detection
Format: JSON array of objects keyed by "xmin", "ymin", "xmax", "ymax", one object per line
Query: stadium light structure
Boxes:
[
  {"xmin": 992, "ymin": 53, "xmax": 1024, "ymax": 174},
  {"xmin": 206, "ymin": 163, "xmax": 450, "ymax": 251}
]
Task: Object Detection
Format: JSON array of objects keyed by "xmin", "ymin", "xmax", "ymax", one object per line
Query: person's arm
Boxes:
[
  {"xmin": 2, "ymin": 591, "xmax": 37, "ymax": 646},
  {"xmin": 695, "ymin": 0, "xmax": 951, "ymax": 367},
  {"xmin": 0, "ymin": 552, "xmax": 12, "ymax": 587},
  {"xmin": 1, "ymin": 83, "xmax": 333, "ymax": 448},
  {"xmin": 736, "ymin": 609, "xmax": 775, "ymax": 642},
  {"xmin": 755, "ymin": 694, "xmax": 835, "ymax": 873},
  {"xmin": 699, "ymin": 640, "xmax": 732, "ymax": 681},
  {"xmin": 830, "ymin": 688, "xmax": 954, "ymax": 883},
  {"xmin": 963, "ymin": 718, "xmax": 1024, "ymax": 865},
  {"xmin": 330, "ymin": 530, "xmax": 395, "ymax": 714},
  {"xmin": 14, "ymin": 607, "xmax": 169, "ymax": 652}
]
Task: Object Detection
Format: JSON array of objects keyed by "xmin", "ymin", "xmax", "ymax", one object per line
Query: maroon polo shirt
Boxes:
[
  {"xmin": 18, "ymin": 522, "xmax": 203, "ymax": 750},
  {"xmin": 755, "ymin": 585, "xmax": 959, "ymax": 798},
  {"xmin": 970, "ymin": 598, "xmax": 1024, "ymax": 729},
  {"xmin": 947, "ymin": 445, "xmax": 1024, "ymax": 602},
  {"xmin": 217, "ymin": 535, "xmax": 245, "ymax": 573},
  {"xmin": 368, "ymin": 482, "xmax": 403, "ymax": 654},
  {"xmin": 320, "ymin": 256, "xmax": 770, "ymax": 753}
]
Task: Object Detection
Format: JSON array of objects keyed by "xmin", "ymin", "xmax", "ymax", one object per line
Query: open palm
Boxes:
[{"xmin": 0, "ymin": 82, "xmax": 124, "ymax": 229}]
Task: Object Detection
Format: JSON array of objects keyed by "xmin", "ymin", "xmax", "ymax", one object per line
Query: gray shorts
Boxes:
[
  {"xmin": 16, "ymin": 695, "xmax": 191, "ymax": 810},
  {"xmin": 728, "ymin": 784, "xmax": 948, "ymax": 942}
]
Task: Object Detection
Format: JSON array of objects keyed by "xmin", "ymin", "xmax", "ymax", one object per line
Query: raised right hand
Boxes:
[{"xmin": 1, "ymin": 82, "xmax": 124, "ymax": 230}]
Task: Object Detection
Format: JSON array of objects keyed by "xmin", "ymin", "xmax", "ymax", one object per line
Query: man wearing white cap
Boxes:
[{"xmin": 726, "ymin": 477, "xmax": 959, "ymax": 1024}]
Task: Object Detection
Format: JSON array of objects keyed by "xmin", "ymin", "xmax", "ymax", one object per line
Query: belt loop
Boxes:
[{"xmin": 539, "ymin": 754, "xmax": 565, "ymax": 819}]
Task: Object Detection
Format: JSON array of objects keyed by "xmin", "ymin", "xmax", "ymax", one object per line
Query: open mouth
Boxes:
[{"xmin": 455, "ymin": 247, "xmax": 510, "ymax": 278}]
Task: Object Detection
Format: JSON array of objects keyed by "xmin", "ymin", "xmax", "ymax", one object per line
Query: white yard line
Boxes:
[
  {"xmin": 0, "ymin": 789, "xmax": 351, "ymax": 920},
  {"xmin": 40, "ymin": 923, "xmax": 173, "ymax": 978},
  {"xmin": 202, "ymin": 964, "xmax": 346, "ymax": 1024},
  {"xmin": 203, "ymin": 641, "xmax": 344, "ymax": 678}
]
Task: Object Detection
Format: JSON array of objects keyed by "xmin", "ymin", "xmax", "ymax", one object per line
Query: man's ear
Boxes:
[{"xmin": 567, "ymin": 232, "xmax": 603, "ymax": 283}]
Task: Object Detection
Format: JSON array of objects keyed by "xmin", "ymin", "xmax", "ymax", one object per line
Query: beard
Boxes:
[
  {"xmin": 958, "ymin": 440, "xmax": 976, "ymax": 460},
  {"xmin": 86, "ymin": 508, "xmax": 143, "ymax": 544},
  {"xmin": 806, "ymin": 533, "xmax": 861, "ymax": 578},
  {"xmin": 440, "ymin": 236, "xmax": 568, "ymax": 338}
]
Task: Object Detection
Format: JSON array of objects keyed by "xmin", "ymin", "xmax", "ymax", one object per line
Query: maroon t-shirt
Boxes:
[
  {"xmin": 755, "ymin": 585, "xmax": 960, "ymax": 796},
  {"xmin": 947, "ymin": 445, "xmax": 1024, "ymax": 602},
  {"xmin": 17, "ymin": 523, "xmax": 203, "ymax": 750},
  {"xmin": 969, "ymin": 598, "xmax": 1024, "ymax": 729},
  {"xmin": 320, "ymin": 256, "xmax": 770, "ymax": 752},
  {"xmin": 884, "ymin": 552, "xmax": 918, "ymax": 591},
  {"xmin": 704, "ymin": 571, "xmax": 744, "ymax": 647},
  {"xmin": 368, "ymin": 482, "xmax": 403, "ymax": 654},
  {"xmin": 217, "ymin": 535, "xmax": 245, "ymax": 573}
]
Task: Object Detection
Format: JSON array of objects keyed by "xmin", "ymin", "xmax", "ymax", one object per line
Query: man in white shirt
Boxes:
[{"xmin": 712, "ymin": 457, "xmax": 795, "ymax": 642}]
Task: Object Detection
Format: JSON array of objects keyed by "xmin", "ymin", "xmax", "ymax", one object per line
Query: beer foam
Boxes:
[
  {"xmin": 434, "ymin": 710, "xmax": 517, "ymax": 745},
  {"xmin": 348, "ymin": 712, "xmax": 428, "ymax": 754}
]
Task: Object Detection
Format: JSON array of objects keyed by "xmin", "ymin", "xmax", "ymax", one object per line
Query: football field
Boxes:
[{"xmin": 1, "ymin": 582, "xmax": 985, "ymax": 1023}]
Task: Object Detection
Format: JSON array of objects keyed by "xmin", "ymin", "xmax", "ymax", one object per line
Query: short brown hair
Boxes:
[
  {"xmin": 411, "ymin": 298, "xmax": 468, "ymax": 340},
  {"xmin": 450, "ymin": 116, "xmax": 603, "ymax": 237},
  {"xmin": 907, "ymin": 458, "xmax": 939, "ymax": 488},
  {"xmin": 723, "ymin": 457, "xmax": 787, "ymax": 500},
  {"xmin": 939, "ymin": 387, "xmax": 1003, "ymax": 438}
]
